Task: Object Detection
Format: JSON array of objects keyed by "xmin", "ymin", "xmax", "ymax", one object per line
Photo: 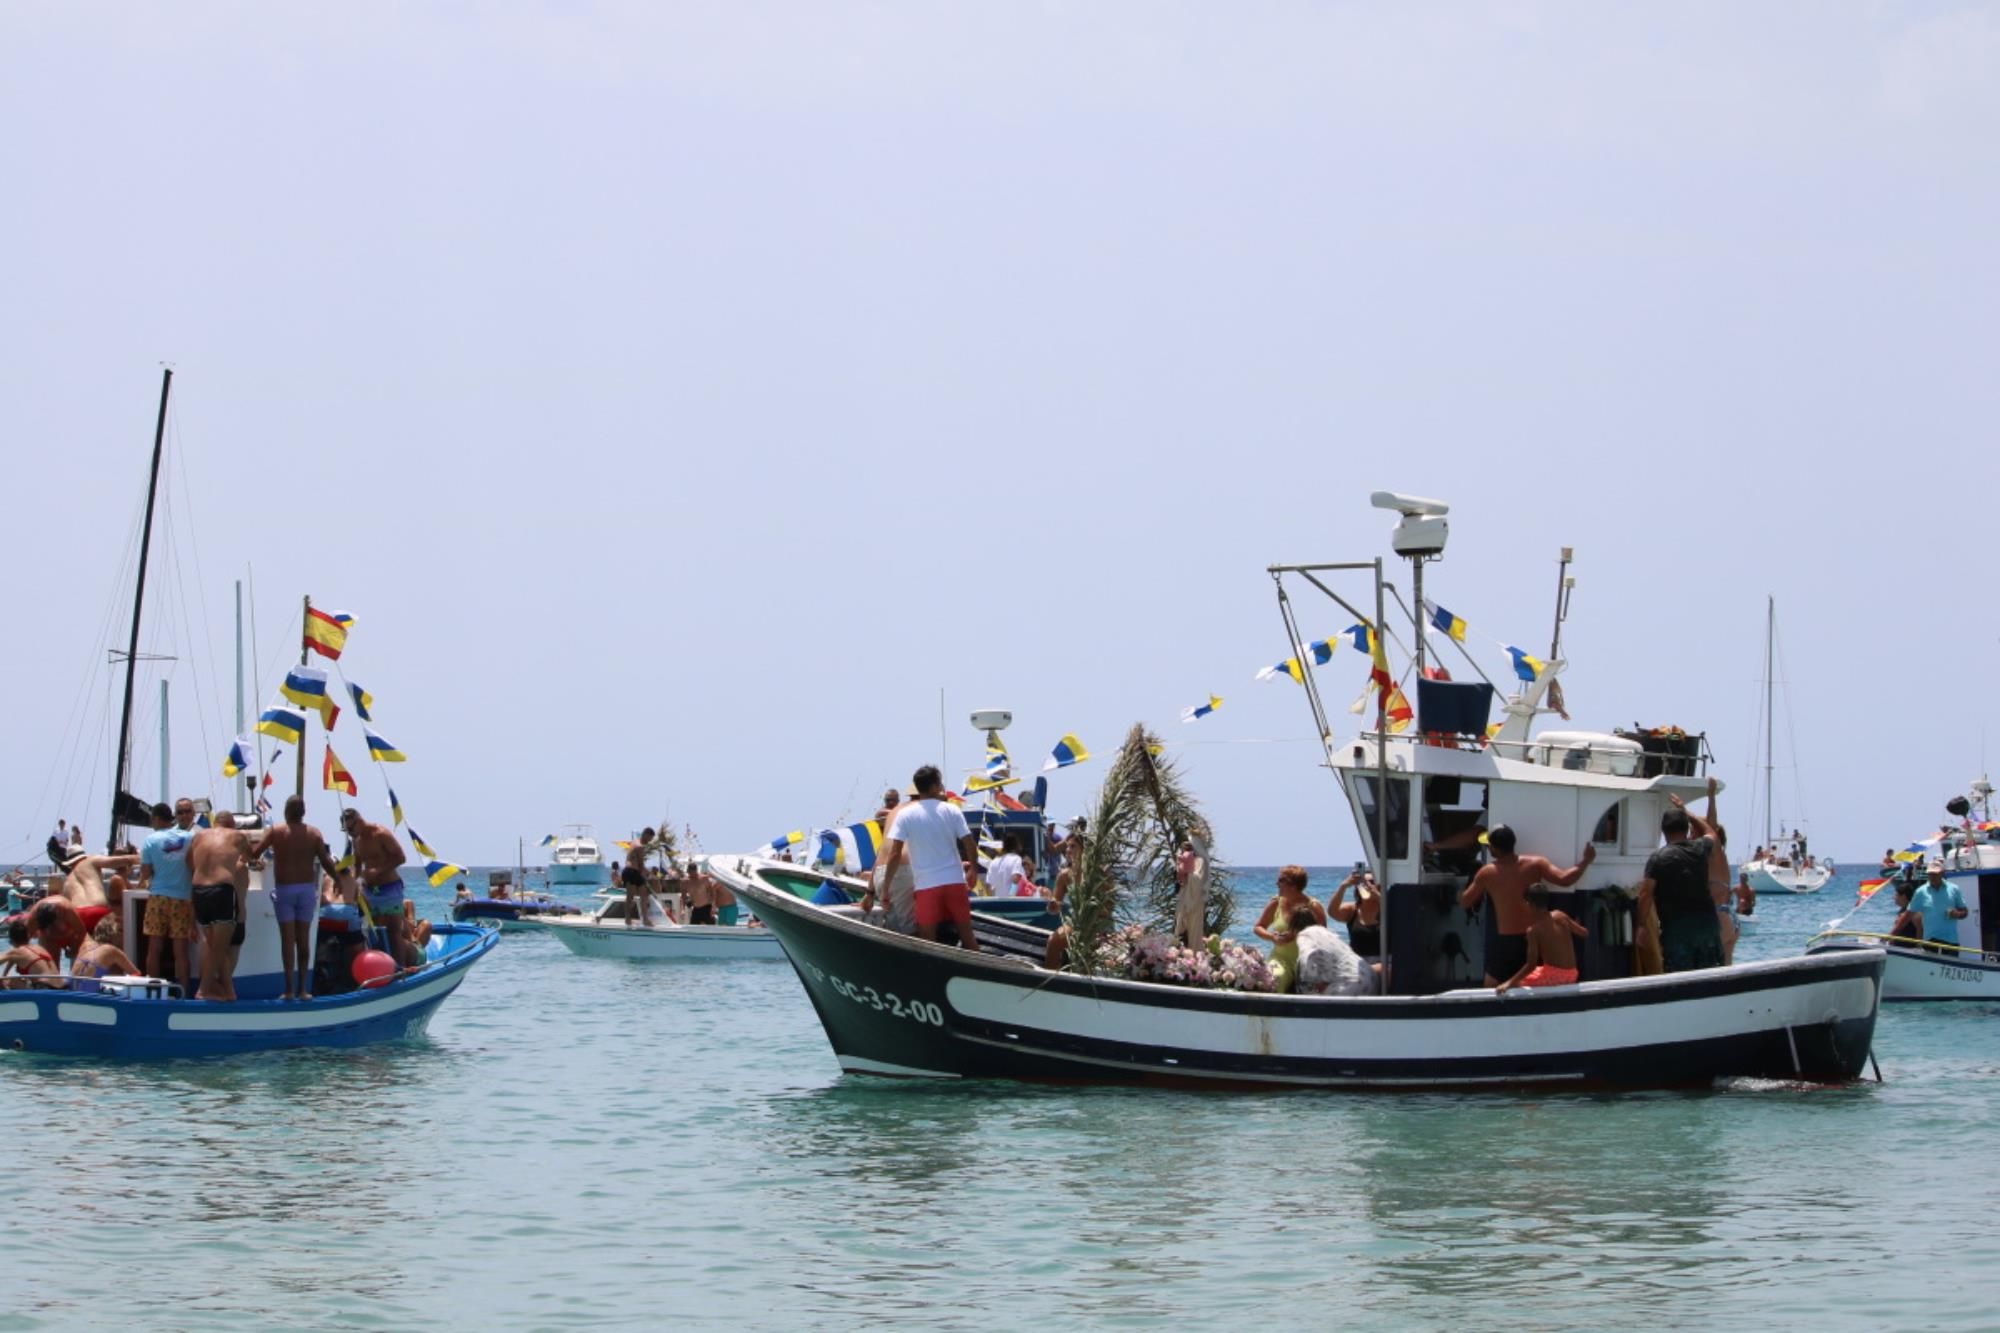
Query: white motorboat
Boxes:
[
  {"xmin": 1809, "ymin": 779, "xmax": 2000, "ymax": 999},
  {"xmin": 547, "ymin": 824, "xmax": 611, "ymax": 890},
  {"xmin": 537, "ymin": 894, "xmax": 786, "ymax": 961},
  {"xmin": 1740, "ymin": 597, "xmax": 1831, "ymax": 894}
]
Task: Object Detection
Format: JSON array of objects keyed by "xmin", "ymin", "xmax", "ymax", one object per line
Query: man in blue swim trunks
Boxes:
[
  {"xmin": 266, "ymin": 796, "xmax": 343, "ymax": 999},
  {"xmin": 342, "ymin": 808, "xmax": 413, "ymax": 965}
]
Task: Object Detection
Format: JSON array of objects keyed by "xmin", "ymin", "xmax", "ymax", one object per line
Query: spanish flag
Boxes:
[
  {"xmin": 364, "ymin": 728, "xmax": 406, "ymax": 763},
  {"xmin": 425, "ymin": 858, "xmax": 466, "ymax": 888},
  {"xmin": 281, "ymin": 665, "xmax": 340, "ymax": 731},
  {"xmin": 323, "ymin": 744, "xmax": 358, "ymax": 797},
  {"xmin": 1856, "ymin": 878, "xmax": 1889, "ymax": 903},
  {"xmin": 1369, "ymin": 628, "xmax": 1415, "ymax": 734},
  {"xmin": 303, "ymin": 607, "xmax": 352, "ymax": 661},
  {"xmin": 256, "ymin": 704, "xmax": 306, "ymax": 746},
  {"xmin": 220, "ymin": 737, "xmax": 252, "ymax": 778}
]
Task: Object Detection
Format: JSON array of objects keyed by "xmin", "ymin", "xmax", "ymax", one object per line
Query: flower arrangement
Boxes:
[{"xmin": 1104, "ymin": 927, "xmax": 1274, "ymax": 993}]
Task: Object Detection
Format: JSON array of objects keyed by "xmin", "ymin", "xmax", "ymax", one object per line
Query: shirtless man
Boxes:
[
  {"xmin": 342, "ymin": 809, "xmax": 413, "ymax": 964},
  {"xmin": 620, "ymin": 829, "xmax": 658, "ymax": 928},
  {"xmin": 1458, "ymin": 824, "xmax": 1595, "ymax": 987},
  {"xmin": 710, "ymin": 871, "xmax": 740, "ymax": 927},
  {"xmin": 684, "ymin": 862, "xmax": 717, "ymax": 925},
  {"xmin": 1495, "ymin": 885, "xmax": 1589, "ymax": 992},
  {"xmin": 188, "ymin": 812, "xmax": 262, "ymax": 1002},
  {"xmin": 265, "ymin": 796, "xmax": 343, "ymax": 999},
  {"xmin": 56, "ymin": 848, "xmax": 139, "ymax": 942}
]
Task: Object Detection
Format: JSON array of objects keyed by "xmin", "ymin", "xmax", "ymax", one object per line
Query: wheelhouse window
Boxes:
[
  {"xmin": 1355, "ymin": 775, "xmax": 1412, "ymax": 861},
  {"xmin": 1590, "ymin": 800, "xmax": 1621, "ymax": 845},
  {"xmin": 1421, "ymin": 777, "xmax": 1488, "ymax": 874}
]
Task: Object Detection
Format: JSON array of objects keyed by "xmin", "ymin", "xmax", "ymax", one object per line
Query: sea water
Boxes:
[{"xmin": 2, "ymin": 866, "xmax": 1996, "ymax": 1330}]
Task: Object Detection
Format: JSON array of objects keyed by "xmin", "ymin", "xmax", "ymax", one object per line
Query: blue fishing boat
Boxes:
[{"xmin": 0, "ymin": 921, "xmax": 497, "ymax": 1058}]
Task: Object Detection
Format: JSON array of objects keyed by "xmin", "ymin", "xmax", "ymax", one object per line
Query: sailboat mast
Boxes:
[
  {"xmin": 1763, "ymin": 594, "xmax": 1775, "ymax": 845},
  {"xmin": 295, "ymin": 595, "xmax": 312, "ymax": 799},
  {"xmin": 108, "ymin": 367, "xmax": 173, "ymax": 852}
]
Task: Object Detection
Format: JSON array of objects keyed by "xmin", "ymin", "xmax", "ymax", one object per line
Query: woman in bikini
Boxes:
[
  {"xmin": 1328, "ymin": 867, "xmax": 1383, "ymax": 960},
  {"xmin": 1253, "ymin": 865, "xmax": 1326, "ymax": 994}
]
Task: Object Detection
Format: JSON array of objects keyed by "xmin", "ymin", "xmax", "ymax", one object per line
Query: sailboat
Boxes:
[
  {"xmin": 1740, "ymin": 597, "xmax": 1831, "ymax": 895},
  {"xmin": 1, "ymin": 371, "xmax": 498, "ymax": 1056}
]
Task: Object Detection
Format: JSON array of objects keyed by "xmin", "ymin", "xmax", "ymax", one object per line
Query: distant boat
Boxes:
[
  {"xmin": 537, "ymin": 893, "xmax": 785, "ymax": 961},
  {"xmin": 1740, "ymin": 597, "xmax": 1831, "ymax": 895},
  {"xmin": 546, "ymin": 825, "xmax": 610, "ymax": 890}
]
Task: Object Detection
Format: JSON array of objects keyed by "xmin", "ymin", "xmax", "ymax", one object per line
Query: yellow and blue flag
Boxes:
[
  {"xmin": 386, "ymin": 787, "xmax": 405, "ymax": 828},
  {"xmin": 1043, "ymin": 734, "xmax": 1090, "ymax": 771},
  {"xmin": 1341, "ymin": 624, "xmax": 1375, "ymax": 655},
  {"xmin": 346, "ymin": 681, "xmax": 374, "ymax": 723},
  {"xmin": 281, "ymin": 665, "xmax": 340, "ymax": 730},
  {"xmin": 408, "ymin": 828, "xmax": 439, "ymax": 859},
  {"xmin": 1506, "ymin": 646, "xmax": 1547, "ymax": 683},
  {"xmin": 983, "ymin": 739, "xmax": 1010, "ymax": 782},
  {"xmin": 364, "ymin": 728, "xmax": 406, "ymax": 763},
  {"xmin": 220, "ymin": 737, "xmax": 252, "ymax": 778},
  {"xmin": 256, "ymin": 704, "xmax": 306, "ymax": 746},
  {"xmin": 1257, "ymin": 638, "xmax": 1335, "ymax": 683},
  {"xmin": 766, "ymin": 830, "xmax": 805, "ymax": 853},
  {"xmin": 425, "ymin": 859, "xmax": 466, "ymax": 888},
  {"xmin": 1424, "ymin": 601, "xmax": 1468, "ymax": 644},
  {"xmin": 1181, "ymin": 695, "xmax": 1222, "ymax": 723},
  {"xmin": 964, "ymin": 773, "xmax": 1018, "ymax": 793},
  {"xmin": 540, "ymin": 834, "xmax": 558, "ymax": 847}
]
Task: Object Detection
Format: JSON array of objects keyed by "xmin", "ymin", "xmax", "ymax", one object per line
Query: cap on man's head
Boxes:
[{"xmin": 1928, "ymin": 859, "xmax": 1945, "ymax": 873}]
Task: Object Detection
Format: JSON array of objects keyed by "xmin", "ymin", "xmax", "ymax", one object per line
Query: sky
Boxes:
[{"xmin": 3, "ymin": 2, "xmax": 1997, "ymax": 869}]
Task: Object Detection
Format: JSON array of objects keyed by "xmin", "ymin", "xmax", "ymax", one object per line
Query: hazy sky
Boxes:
[{"xmin": 5, "ymin": 3, "xmax": 1996, "ymax": 868}]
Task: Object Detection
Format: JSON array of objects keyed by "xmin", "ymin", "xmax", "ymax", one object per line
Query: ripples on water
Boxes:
[{"xmin": 4, "ymin": 880, "xmax": 1999, "ymax": 1329}]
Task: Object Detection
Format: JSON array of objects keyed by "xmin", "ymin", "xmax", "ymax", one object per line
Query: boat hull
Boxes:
[
  {"xmin": 541, "ymin": 919, "xmax": 786, "ymax": 961},
  {"xmin": 724, "ymin": 861, "xmax": 1882, "ymax": 1088},
  {"xmin": 1744, "ymin": 861, "xmax": 1831, "ymax": 895},
  {"xmin": 0, "ymin": 924, "xmax": 498, "ymax": 1059},
  {"xmin": 451, "ymin": 899, "xmax": 577, "ymax": 932},
  {"xmin": 547, "ymin": 863, "xmax": 610, "ymax": 889},
  {"xmin": 1809, "ymin": 937, "xmax": 2000, "ymax": 1001}
]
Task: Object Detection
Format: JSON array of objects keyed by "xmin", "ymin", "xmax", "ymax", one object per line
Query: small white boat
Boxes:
[
  {"xmin": 547, "ymin": 825, "xmax": 611, "ymax": 890},
  {"xmin": 538, "ymin": 896, "xmax": 785, "ymax": 961}
]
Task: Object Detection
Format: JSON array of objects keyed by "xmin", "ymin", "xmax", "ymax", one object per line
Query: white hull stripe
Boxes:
[
  {"xmin": 944, "ymin": 974, "xmax": 1878, "ymax": 1061},
  {"xmin": 165, "ymin": 970, "xmax": 463, "ymax": 1032},
  {"xmin": 57, "ymin": 1003, "xmax": 117, "ymax": 1026}
]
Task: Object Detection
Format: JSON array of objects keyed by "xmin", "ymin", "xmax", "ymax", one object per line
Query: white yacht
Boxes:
[{"xmin": 547, "ymin": 824, "xmax": 611, "ymax": 890}]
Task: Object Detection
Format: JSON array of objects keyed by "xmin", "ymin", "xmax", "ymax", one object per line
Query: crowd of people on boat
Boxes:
[{"xmin": 2, "ymin": 795, "xmax": 436, "ymax": 999}]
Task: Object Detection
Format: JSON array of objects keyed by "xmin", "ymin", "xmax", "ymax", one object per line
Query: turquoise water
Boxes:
[{"xmin": 4, "ymin": 867, "xmax": 1997, "ymax": 1329}]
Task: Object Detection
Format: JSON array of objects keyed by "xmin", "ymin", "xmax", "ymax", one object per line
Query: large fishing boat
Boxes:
[
  {"xmin": 718, "ymin": 494, "xmax": 1883, "ymax": 1089},
  {"xmin": 1808, "ymin": 779, "xmax": 2000, "ymax": 1000}
]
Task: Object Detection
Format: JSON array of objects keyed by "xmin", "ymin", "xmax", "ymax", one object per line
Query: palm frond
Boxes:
[{"xmin": 1063, "ymin": 723, "xmax": 1233, "ymax": 973}]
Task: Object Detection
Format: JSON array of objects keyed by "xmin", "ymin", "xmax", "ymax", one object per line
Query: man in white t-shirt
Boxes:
[
  {"xmin": 984, "ymin": 834, "xmax": 1029, "ymax": 899},
  {"xmin": 875, "ymin": 766, "xmax": 980, "ymax": 950}
]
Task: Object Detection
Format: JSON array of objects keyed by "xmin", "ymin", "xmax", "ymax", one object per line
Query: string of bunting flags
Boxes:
[{"xmin": 222, "ymin": 603, "xmax": 468, "ymax": 891}]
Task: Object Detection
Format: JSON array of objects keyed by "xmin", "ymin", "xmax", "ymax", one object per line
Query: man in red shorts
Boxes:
[{"xmin": 875, "ymin": 766, "xmax": 980, "ymax": 951}]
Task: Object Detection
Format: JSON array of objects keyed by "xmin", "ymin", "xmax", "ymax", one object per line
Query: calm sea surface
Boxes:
[{"xmin": 3, "ymin": 866, "xmax": 1996, "ymax": 1330}]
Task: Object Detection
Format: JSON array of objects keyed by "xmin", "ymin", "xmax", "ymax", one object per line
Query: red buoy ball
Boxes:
[{"xmin": 351, "ymin": 949, "xmax": 397, "ymax": 987}]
